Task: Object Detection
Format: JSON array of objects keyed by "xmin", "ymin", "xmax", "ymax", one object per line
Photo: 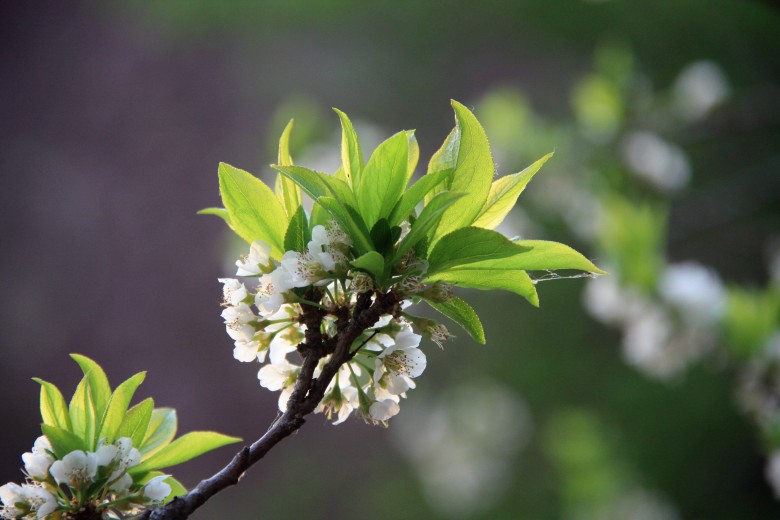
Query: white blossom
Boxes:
[
  {"xmin": 109, "ymin": 473, "xmax": 133, "ymax": 493},
  {"xmin": 258, "ymin": 359, "xmax": 300, "ymax": 411},
  {"xmin": 235, "ymin": 240, "xmax": 273, "ymax": 276},
  {"xmin": 255, "ymin": 269, "xmax": 295, "ymax": 315},
  {"xmin": 369, "ymin": 399, "xmax": 401, "ymax": 422},
  {"xmin": 221, "ymin": 303, "xmax": 257, "ymax": 342},
  {"xmin": 21, "ymin": 436, "xmax": 54, "ymax": 481},
  {"xmin": 233, "ymin": 331, "xmax": 271, "ymax": 363},
  {"xmin": 219, "ymin": 278, "xmax": 248, "ymax": 306},
  {"xmin": 49, "ymin": 450, "xmax": 97, "ymax": 488},
  {"xmin": 621, "ymin": 131, "xmax": 691, "ymax": 193},
  {"xmin": 22, "ymin": 485, "xmax": 56, "ymax": 519},
  {"xmin": 0, "ymin": 482, "xmax": 27, "ymax": 518},
  {"xmin": 143, "ymin": 475, "xmax": 171, "ymax": 503}
]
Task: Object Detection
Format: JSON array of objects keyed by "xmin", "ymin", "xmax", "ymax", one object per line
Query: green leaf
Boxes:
[
  {"xmin": 196, "ymin": 207, "xmax": 232, "ymax": 227},
  {"xmin": 393, "ymin": 191, "xmax": 464, "ymax": 262},
  {"xmin": 425, "ymin": 296, "xmax": 486, "ymax": 344},
  {"xmin": 33, "ymin": 378, "xmax": 71, "ymax": 431},
  {"xmin": 41, "ymin": 424, "xmax": 86, "ymax": 458},
  {"xmin": 117, "ymin": 398, "xmax": 154, "ymax": 450},
  {"xmin": 218, "ymin": 162, "xmax": 287, "ymax": 257},
  {"xmin": 284, "ymin": 205, "xmax": 310, "ymax": 253},
  {"xmin": 472, "ymin": 152, "xmax": 553, "ymax": 229},
  {"xmin": 430, "ymin": 101, "xmax": 494, "ymax": 243},
  {"xmin": 388, "ymin": 168, "xmax": 454, "ymax": 226},
  {"xmin": 357, "ymin": 131, "xmax": 409, "ymax": 228},
  {"xmin": 427, "ymin": 126, "xmax": 460, "ymax": 179},
  {"xmin": 333, "ymin": 108, "xmax": 364, "ymax": 189},
  {"xmin": 273, "ymin": 165, "xmax": 358, "ymax": 209},
  {"xmin": 427, "ymin": 227, "xmax": 528, "ymax": 275},
  {"xmin": 427, "ymin": 269, "xmax": 539, "ymax": 307},
  {"xmin": 459, "ymin": 240, "xmax": 606, "ymax": 274},
  {"xmin": 369, "ymin": 219, "xmax": 393, "ymax": 257},
  {"xmin": 317, "ymin": 197, "xmax": 373, "ymax": 255},
  {"xmin": 69, "ymin": 375, "xmax": 97, "ymax": 447},
  {"xmin": 406, "ymin": 130, "xmax": 419, "ymax": 185},
  {"xmin": 70, "ymin": 354, "xmax": 111, "ymax": 417},
  {"xmin": 140, "ymin": 408, "xmax": 178, "ymax": 459},
  {"xmin": 130, "ymin": 431, "xmax": 242, "ymax": 475},
  {"xmin": 98, "ymin": 372, "xmax": 147, "ymax": 443},
  {"xmin": 352, "ymin": 251, "xmax": 385, "ymax": 282},
  {"xmin": 274, "ymin": 119, "xmax": 302, "ymax": 217},
  {"xmin": 310, "ymin": 201, "xmax": 331, "ymax": 230}
]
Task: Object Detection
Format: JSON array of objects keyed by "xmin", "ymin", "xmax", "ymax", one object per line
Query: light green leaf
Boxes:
[
  {"xmin": 357, "ymin": 131, "xmax": 409, "ymax": 228},
  {"xmin": 98, "ymin": 372, "xmax": 146, "ymax": 443},
  {"xmin": 427, "ymin": 227, "xmax": 528, "ymax": 275},
  {"xmin": 273, "ymin": 165, "xmax": 358, "ymax": 209},
  {"xmin": 310, "ymin": 201, "xmax": 331, "ymax": 230},
  {"xmin": 393, "ymin": 191, "xmax": 464, "ymax": 262},
  {"xmin": 427, "ymin": 269, "xmax": 539, "ymax": 307},
  {"xmin": 41, "ymin": 424, "xmax": 86, "ymax": 458},
  {"xmin": 117, "ymin": 398, "xmax": 154, "ymax": 450},
  {"xmin": 70, "ymin": 354, "xmax": 111, "ymax": 423},
  {"xmin": 430, "ymin": 101, "xmax": 494, "ymax": 243},
  {"xmin": 69, "ymin": 375, "xmax": 97, "ymax": 447},
  {"xmin": 472, "ymin": 153, "xmax": 553, "ymax": 229},
  {"xmin": 284, "ymin": 205, "xmax": 310, "ymax": 253},
  {"xmin": 427, "ymin": 126, "xmax": 460, "ymax": 177},
  {"xmin": 460, "ymin": 240, "xmax": 605, "ymax": 274},
  {"xmin": 196, "ymin": 207, "xmax": 232, "ymax": 227},
  {"xmin": 218, "ymin": 163, "xmax": 287, "ymax": 257},
  {"xmin": 334, "ymin": 108, "xmax": 364, "ymax": 189},
  {"xmin": 274, "ymin": 119, "xmax": 302, "ymax": 217},
  {"xmin": 130, "ymin": 431, "xmax": 242, "ymax": 475},
  {"xmin": 425, "ymin": 296, "xmax": 486, "ymax": 344},
  {"xmin": 317, "ymin": 197, "xmax": 373, "ymax": 255},
  {"xmin": 388, "ymin": 168, "xmax": 454, "ymax": 226},
  {"xmin": 33, "ymin": 378, "xmax": 71, "ymax": 431},
  {"xmin": 352, "ymin": 251, "xmax": 385, "ymax": 282},
  {"xmin": 406, "ymin": 130, "xmax": 419, "ymax": 185},
  {"xmin": 140, "ymin": 408, "xmax": 178, "ymax": 459}
]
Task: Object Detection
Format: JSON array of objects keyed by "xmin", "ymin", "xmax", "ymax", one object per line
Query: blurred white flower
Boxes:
[
  {"xmin": 393, "ymin": 381, "xmax": 532, "ymax": 518},
  {"xmin": 673, "ymin": 60, "xmax": 730, "ymax": 121},
  {"xmin": 583, "ymin": 275, "xmax": 647, "ymax": 325},
  {"xmin": 622, "ymin": 305, "xmax": 674, "ymax": 379},
  {"xmin": 659, "ymin": 261, "xmax": 726, "ymax": 323},
  {"xmin": 621, "ymin": 131, "xmax": 691, "ymax": 193},
  {"xmin": 766, "ymin": 452, "xmax": 780, "ymax": 499}
]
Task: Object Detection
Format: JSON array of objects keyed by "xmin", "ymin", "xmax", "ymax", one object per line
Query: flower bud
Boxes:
[
  {"xmin": 421, "ymin": 282, "xmax": 454, "ymax": 303},
  {"xmin": 351, "ymin": 272, "xmax": 375, "ymax": 293}
]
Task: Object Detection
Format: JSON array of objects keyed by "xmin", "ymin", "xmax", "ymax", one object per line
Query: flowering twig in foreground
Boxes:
[{"xmin": 141, "ymin": 288, "xmax": 401, "ymax": 520}]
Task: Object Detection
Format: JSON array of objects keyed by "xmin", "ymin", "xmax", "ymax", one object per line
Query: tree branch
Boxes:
[{"xmin": 139, "ymin": 289, "xmax": 399, "ymax": 520}]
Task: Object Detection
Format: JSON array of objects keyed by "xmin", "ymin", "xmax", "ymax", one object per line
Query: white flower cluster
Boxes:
[
  {"xmin": 583, "ymin": 261, "xmax": 726, "ymax": 380},
  {"xmin": 0, "ymin": 436, "xmax": 170, "ymax": 519},
  {"xmin": 219, "ymin": 223, "xmax": 435, "ymax": 424}
]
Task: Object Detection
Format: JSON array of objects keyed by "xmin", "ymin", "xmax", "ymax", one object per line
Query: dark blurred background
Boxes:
[{"xmin": 2, "ymin": 1, "xmax": 779, "ymax": 518}]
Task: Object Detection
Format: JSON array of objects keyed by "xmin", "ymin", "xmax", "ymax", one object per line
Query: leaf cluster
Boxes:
[
  {"xmin": 33, "ymin": 354, "xmax": 241, "ymax": 503},
  {"xmin": 203, "ymin": 100, "xmax": 604, "ymax": 343}
]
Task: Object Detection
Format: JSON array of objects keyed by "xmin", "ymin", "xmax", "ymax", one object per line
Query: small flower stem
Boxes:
[{"xmin": 349, "ymin": 331, "xmax": 378, "ymax": 358}]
